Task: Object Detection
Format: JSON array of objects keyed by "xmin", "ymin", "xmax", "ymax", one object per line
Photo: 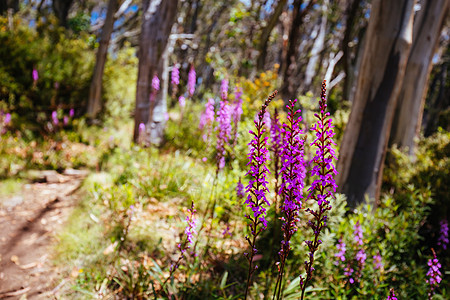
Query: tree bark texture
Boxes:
[
  {"xmin": 133, "ymin": 0, "xmax": 178, "ymax": 142},
  {"xmin": 341, "ymin": 0, "xmax": 362, "ymax": 101},
  {"xmin": 280, "ymin": 0, "xmax": 316, "ymax": 101},
  {"xmin": 423, "ymin": 45, "xmax": 449, "ymax": 136},
  {"xmin": 256, "ymin": 0, "xmax": 287, "ymax": 71},
  {"xmin": 389, "ymin": 0, "xmax": 449, "ymax": 154},
  {"xmin": 303, "ymin": 0, "xmax": 327, "ymax": 92},
  {"xmin": 87, "ymin": 0, "xmax": 120, "ymax": 119},
  {"xmin": 336, "ymin": 0, "xmax": 415, "ymax": 207}
]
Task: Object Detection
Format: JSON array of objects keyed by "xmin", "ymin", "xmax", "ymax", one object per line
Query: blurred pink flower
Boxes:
[{"xmin": 32, "ymin": 69, "xmax": 38, "ymax": 82}]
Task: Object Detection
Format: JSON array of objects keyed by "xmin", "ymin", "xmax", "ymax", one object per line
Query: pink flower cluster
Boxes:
[
  {"xmin": 199, "ymin": 98, "xmax": 215, "ymax": 141},
  {"xmin": 426, "ymin": 251, "xmax": 442, "ymax": 298},
  {"xmin": 301, "ymin": 81, "xmax": 338, "ymax": 294},
  {"xmin": 188, "ymin": 66, "xmax": 196, "ymax": 97},
  {"xmin": 216, "ymin": 100, "xmax": 232, "ymax": 170}
]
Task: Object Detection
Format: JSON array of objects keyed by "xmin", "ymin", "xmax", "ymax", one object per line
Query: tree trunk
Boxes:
[
  {"xmin": 302, "ymin": 0, "xmax": 327, "ymax": 92},
  {"xmin": 52, "ymin": 0, "xmax": 73, "ymax": 28},
  {"xmin": 423, "ymin": 46, "xmax": 449, "ymax": 136},
  {"xmin": 87, "ymin": 0, "xmax": 120, "ymax": 119},
  {"xmin": 336, "ymin": 0, "xmax": 415, "ymax": 207},
  {"xmin": 341, "ymin": 0, "xmax": 361, "ymax": 101},
  {"xmin": 149, "ymin": 45, "xmax": 170, "ymax": 146},
  {"xmin": 256, "ymin": 0, "xmax": 287, "ymax": 71},
  {"xmin": 280, "ymin": 0, "xmax": 316, "ymax": 102},
  {"xmin": 133, "ymin": 0, "xmax": 178, "ymax": 143},
  {"xmin": 389, "ymin": 0, "xmax": 449, "ymax": 154}
]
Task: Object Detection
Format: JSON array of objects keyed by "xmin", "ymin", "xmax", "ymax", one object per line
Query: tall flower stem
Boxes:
[
  {"xmin": 273, "ymin": 100, "xmax": 305, "ymax": 300},
  {"xmin": 161, "ymin": 202, "xmax": 196, "ymax": 291},
  {"xmin": 300, "ymin": 81, "xmax": 338, "ymax": 299},
  {"xmin": 270, "ymin": 108, "xmax": 283, "ymax": 214},
  {"xmin": 268, "ymin": 108, "xmax": 283, "ymax": 299},
  {"xmin": 192, "ymin": 175, "xmax": 218, "ymax": 257},
  {"xmin": 244, "ymin": 91, "xmax": 277, "ymax": 299}
]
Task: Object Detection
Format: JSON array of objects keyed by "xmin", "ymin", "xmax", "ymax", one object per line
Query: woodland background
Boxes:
[{"xmin": 0, "ymin": 0, "xmax": 449, "ymax": 299}]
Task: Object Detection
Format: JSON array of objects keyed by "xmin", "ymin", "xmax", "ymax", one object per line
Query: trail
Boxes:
[{"xmin": 0, "ymin": 170, "xmax": 88, "ymax": 299}]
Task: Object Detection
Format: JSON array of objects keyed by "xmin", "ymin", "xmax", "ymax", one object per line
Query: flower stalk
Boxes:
[
  {"xmin": 300, "ymin": 80, "xmax": 338, "ymax": 299},
  {"xmin": 244, "ymin": 91, "xmax": 277, "ymax": 299},
  {"xmin": 273, "ymin": 99, "xmax": 305, "ymax": 300}
]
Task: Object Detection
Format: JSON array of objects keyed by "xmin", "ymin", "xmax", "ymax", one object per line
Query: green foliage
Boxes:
[
  {"xmin": 0, "ymin": 16, "xmax": 94, "ymax": 117},
  {"xmin": 102, "ymin": 44, "xmax": 138, "ymax": 121}
]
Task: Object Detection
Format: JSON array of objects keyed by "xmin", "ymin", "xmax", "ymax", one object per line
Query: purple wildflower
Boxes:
[
  {"xmin": 216, "ymin": 100, "xmax": 232, "ymax": 171},
  {"xmin": 188, "ymin": 65, "xmax": 196, "ymax": 97},
  {"xmin": 274, "ymin": 99, "xmax": 306, "ymax": 299},
  {"xmin": 4, "ymin": 113, "xmax": 11, "ymax": 125},
  {"xmin": 354, "ymin": 221, "xmax": 363, "ymax": 246},
  {"xmin": 220, "ymin": 79, "xmax": 228, "ymax": 100},
  {"xmin": 184, "ymin": 203, "xmax": 197, "ymax": 246},
  {"xmin": 199, "ymin": 98, "xmax": 215, "ymax": 129},
  {"xmin": 222, "ymin": 224, "xmax": 232, "ymax": 237},
  {"xmin": 32, "ymin": 69, "xmax": 38, "ymax": 82},
  {"xmin": 179, "ymin": 96, "xmax": 186, "ymax": 108},
  {"xmin": 270, "ymin": 109, "xmax": 283, "ymax": 210},
  {"xmin": 69, "ymin": 108, "xmax": 74, "ymax": 118},
  {"xmin": 243, "ymin": 91, "xmax": 277, "ymax": 299},
  {"xmin": 63, "ymin": 116, "xmax": 69, "ymax": 126},
  {"xmin": 373, "ymin": 253, "xmax": 383, "ymax": 270},
  {"xmin": 52, "ymin": 111, "xmax": 58, "ymax": 125},
  {"xmin": 387, "ymin": 288, "xmax": 398, "ymax": 300},
  {"xmin": 139, "ymin": 122, "xmax": 146, "ymax": 133},
  {"xmin": 300, "ymin": 80, "xmax": 338, "ymax": 297},
  {"xmin": 236, "ymin": 178, "xmax": 245, "ymax": 199},
  {"xmin": 348, "ymin": 221, "xmax": 366, "ymax": 282},
  {"xmin": 437, "ymin": 219, "xmax": 448, "ymax": 250},
  {"xmin": 344, "ymin": 266, "xmax": 354, "ymax": 284},
  {"xmin": 138, "ymin": 123, "xmax": 145, "ymax": 144},
  {"xmin": 426, "ymin": 250, "xmax": 442, "ymax": 299},
  {"xmin": 138, "ymin": 123, "xmax": 146, "ymax": 144},
  {"xmin": 356, "ymin": 249, "xmax": 367, "ymax": 266},
  {"xmin": 335, "ymin": 239, "xmax": 346, "ymax": 264},
  {"xmin": 165, "ymin": 202, "xmax": 197, "ymax": 285},
  {"xmin": 152, "ymin": 74, "xmax": 160, "ymax": 91},
  {"xmin": 199, "ymin": 98, "xmax": 215, "ymax": 142},
  {"xmin": 171, "ymin": 65, "xmax": 180, "ymax": 86}
]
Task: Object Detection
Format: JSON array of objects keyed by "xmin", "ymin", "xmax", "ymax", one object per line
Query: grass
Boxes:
[{"xmin": 0, "ymin": 178, "xmax": 23, "ymax": 207}]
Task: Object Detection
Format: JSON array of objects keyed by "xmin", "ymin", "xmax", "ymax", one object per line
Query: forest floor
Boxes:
[{"xmin": 0, "ymin": 170, "xmax": 88, "ymax": 299}]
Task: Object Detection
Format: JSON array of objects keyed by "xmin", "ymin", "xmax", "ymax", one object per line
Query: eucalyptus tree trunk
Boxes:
[
  {"xmin": 280, "ymin": 0, "xmax": 316, "ymax": 102},
  {"xmin": 389, "ymin": 0, "xmax": 449, "ymax": 155},
  {"xmin": 336, "ymin": 0, "xmax": 415, "ymax": 207},
  {"xmin": 302, "ymin": 0, "xmax": 327, "ymax": 92},
  {"xmin": 87, "ymin": 0, "xmax": 120, "ymax": 119},
  {"xmin": 423, "ymin": 45, "xmax": 449, "ymax": 136},
  {"xmin": 133, "ymin": 0, "xmax": 178, "ymax": 143},
  {"xmin": 341, "ymin": 0, "xmax": 362, "ymax": 101},
  {"xmin": 256, "ymin": 0, "xmax": 287, "ymax": 71}
]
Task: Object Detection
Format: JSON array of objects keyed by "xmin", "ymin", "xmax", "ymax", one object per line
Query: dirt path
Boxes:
[{"xmin": 0, "ymin": 170, "xmax": 88, "ymax": 299}]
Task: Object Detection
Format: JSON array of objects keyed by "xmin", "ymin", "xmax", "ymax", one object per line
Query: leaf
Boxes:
[{"xmin": 220, "ymin": 271, "xmax": 228, "ymax": 289}]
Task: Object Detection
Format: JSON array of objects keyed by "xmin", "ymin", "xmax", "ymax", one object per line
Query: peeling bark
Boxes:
[
  {"xmin": 87, "ymin": 0, "xmax": 120, "ymax": 119},
  {"xmin": 336, "ymin": 0, "xmax": 415, "ymax": 207},
  {"xmin": 390, "ymin": 0, "xmax": 449, "ymax": 154}
]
